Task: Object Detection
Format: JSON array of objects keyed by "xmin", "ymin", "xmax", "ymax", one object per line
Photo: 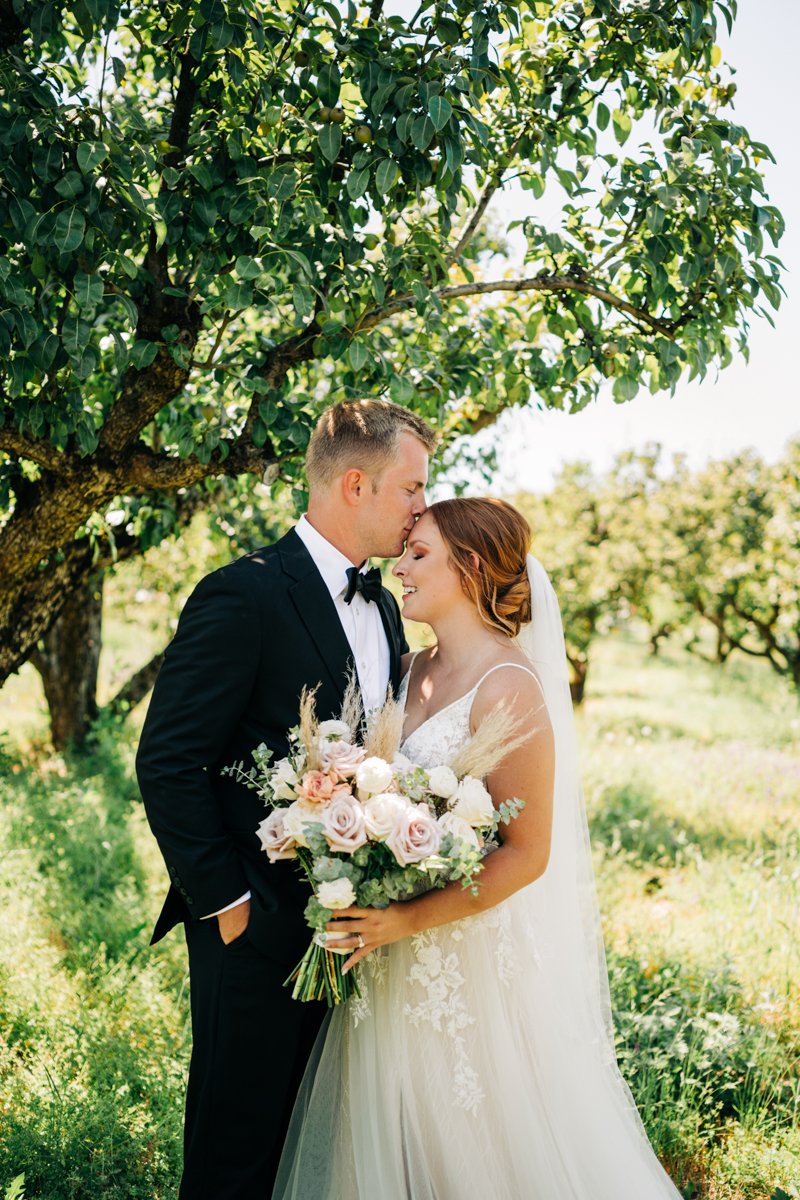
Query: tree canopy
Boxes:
[{"xmin": 0, "ymin": 0, "xmax": 784, "ymax": 681}]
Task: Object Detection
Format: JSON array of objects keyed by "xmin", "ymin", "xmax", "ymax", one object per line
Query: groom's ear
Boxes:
[{"xmin": 342, "ymin": 467, "xmax": 368, "ymax": 505}]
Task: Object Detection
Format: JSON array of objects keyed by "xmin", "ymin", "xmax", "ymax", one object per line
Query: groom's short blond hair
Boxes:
[{"xmin": 306, "ymin": 399, "xmax": 437, "ymax": 491}]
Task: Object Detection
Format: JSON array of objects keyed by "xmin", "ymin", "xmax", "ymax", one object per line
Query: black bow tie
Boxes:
[{"xmin": 344, "ymin": 566, "xmax": 383, "ymax": 605}]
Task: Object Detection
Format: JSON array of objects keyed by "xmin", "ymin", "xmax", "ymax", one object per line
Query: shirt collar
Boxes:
[{"xmin": 295, "ymin": 515, "xmax": 365, "ymax": 602}]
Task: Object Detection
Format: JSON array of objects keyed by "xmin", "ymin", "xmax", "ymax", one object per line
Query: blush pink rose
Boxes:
[
  {"xmin": 386, "ymin": 803, "xmax": 442, "ymax": 867},
  {"xmin": 256, "ymin": 810, "xmax": 297, "ymax": 862},
  {"xmin": 322, "ymin": 793, "xmax": 368, "ymax": 854},
  {"xmin": 296, "ymin": 769, "xmax": 338, "ymax": 804},
  {"xmin": 318, "ymin": 738, "xmax": 366, "ymax": 779}
]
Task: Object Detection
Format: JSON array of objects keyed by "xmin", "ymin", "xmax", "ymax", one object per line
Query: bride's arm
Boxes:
[{"xmin": 330, "ymin": 667, "xmax": 555, "ymax": 972}]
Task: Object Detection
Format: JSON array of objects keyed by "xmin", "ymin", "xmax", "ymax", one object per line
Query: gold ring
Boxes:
[{"xmin": 357, "ymin": 933, "xmax": 365, "ymax": 950}]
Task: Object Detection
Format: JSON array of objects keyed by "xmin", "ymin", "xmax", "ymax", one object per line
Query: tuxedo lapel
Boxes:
[
  {"xmin": 377, "ymin": 589, "xmax": 404, "ymax": 697},
  {"xmin": 277, "ymin": 530, "xmax": 354, "ymax": 702}
]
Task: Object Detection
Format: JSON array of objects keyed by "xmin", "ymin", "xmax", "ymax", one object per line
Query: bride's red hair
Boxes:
[{"xmin": 427, "ymin": 498, "xmax": 532, "ymax": 637}]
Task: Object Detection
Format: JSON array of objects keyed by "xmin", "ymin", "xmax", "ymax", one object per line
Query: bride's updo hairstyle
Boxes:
[{"xmin": 427, "ymin": 498, "xmax": 532, "ymax": 637}]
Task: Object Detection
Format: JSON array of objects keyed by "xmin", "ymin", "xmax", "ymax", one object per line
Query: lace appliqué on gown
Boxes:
[{"xmin": 356, "ymin": 672, "xmax": 513, "ymax": 1111}]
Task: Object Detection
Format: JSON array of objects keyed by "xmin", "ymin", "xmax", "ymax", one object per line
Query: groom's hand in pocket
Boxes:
[{"xmin": 217, "ymin": 898, "xmax": 251, "ymax": 945}]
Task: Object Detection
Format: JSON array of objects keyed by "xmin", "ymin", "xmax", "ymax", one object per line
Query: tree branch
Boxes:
[
  {"xmin": 357, "ymin": 273, "xmax": 676, "ymax": 337},
  {"xmin": 165, "ymin": 47, "xmax": 199, "ymax": 168},
  {"xmin": 0, "ymin": 427, "xmax": 65, "ymax": 471},
  {"xmin": 446, "ymin": 130, "xmax": 526, "ymax": 268},
  {"xmin": 98, "ymin": 345, "xmax": 194, "ymax": 454},
  {"xmin": 128, "ymin": 437, "xmax": 280, "ymax": 489}
]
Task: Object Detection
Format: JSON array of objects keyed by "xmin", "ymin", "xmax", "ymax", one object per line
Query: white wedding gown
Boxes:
[{"xmin": 272, "ymin": 665, "xmax": 683, "ymax": 1199}]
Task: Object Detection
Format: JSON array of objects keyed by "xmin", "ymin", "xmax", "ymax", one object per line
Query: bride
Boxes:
[{"xmin": 272, "ymin": 497, "xmax": 682, "ymax": 1200}]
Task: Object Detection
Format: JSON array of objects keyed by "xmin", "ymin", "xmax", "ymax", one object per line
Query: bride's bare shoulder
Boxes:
[{"xmin": 470, "ymin": 652, "xmax": 546, "ymax": 726}]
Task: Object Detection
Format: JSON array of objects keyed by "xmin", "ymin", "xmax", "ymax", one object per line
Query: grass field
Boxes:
[{"xmin": 0, "ymin": 609, "xmax": 798, "ymax": 1198}]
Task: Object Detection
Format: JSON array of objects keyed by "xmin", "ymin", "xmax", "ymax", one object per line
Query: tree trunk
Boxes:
[
  {"xmin": 30, "ymin": 572, "xmax": 104, "ymax": 750},
  {"xmin": 648, "ymin": 623, "xmax": 673, "ymax": 657},
  {"xmin": 108, "ymin": 650, "xmax": 165, "ymax": 715},
  {"xmin": 715, "ymin": 623, "xmax": 731, "ymax": 664},
  {"xmin": 569, "ymin": 658, "xmax": 588, "ymax": 706}
]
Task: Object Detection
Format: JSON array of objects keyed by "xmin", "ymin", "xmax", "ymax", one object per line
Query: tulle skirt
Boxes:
[{"xmin": 271, "ymin": 887, "xmax": 682, "ymax": 1200}]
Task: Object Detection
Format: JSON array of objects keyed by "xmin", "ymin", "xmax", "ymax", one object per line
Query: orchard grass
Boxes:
[{"xmin": 0, "ymin": 627, "xmax": 798, "ymax": 1198}]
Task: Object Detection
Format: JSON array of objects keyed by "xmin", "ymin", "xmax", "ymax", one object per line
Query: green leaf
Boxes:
[
  {"xmin": 428, "ymin": 95, "xmax": 452, "ymax": 132},
  {"xmin": 374, "ymin": 159, "xmax": 399, "ymax": 195},
  {"xmin": 235, "ymin": 255, "xmax": 262, "ymax": 279},
  {"xmin": 612, "ymin": 374, "xmax": 639, "ymax": 403},
  {"xmin": 224, "ymin": 281, "xmax": 253, "ymax": 308},
  {"xmin": 116, "ymin": 294, "xmax": 139, "ymax": 328},
  {"xmin": 267, "ymin": 166, "xmax": 298, "ymax": 201},
  {"xmin": 319, "ymin": 123, "xmax": 342, "ymax": 163},
  {"xmin": 76, "ymin": 141, "xmax": 107, "ymax": 173},
  {"xmin": 194, "ymin": 194, "xmax": 218, "ymax": 227},
  {"xmin": 317, "ymin": 63, "xmax": 341, "ymax": 108},
  {"xmin": 9, "ymin": 196, "xmax": 35, "ymax": 235},
  {"xmin": 31, "ymin": 332, "xmax": 59, "ymax": 371},
  {"xmin": 596, "ymin": 102, "xmax": 610, "ymax": 132},
  {"xmin": 130, "ymin": 339, "xmax": 159, "ymax": 369},
  {"xmin": 292, "ymin": 283, "xmax": 314, "ymax": 319},
  {"xmin": 612, "ymin": 109, "xmax": 632, "ymax": 146},
  {"xmin": 53, "ymin": 208, "xmax": 86, "ymax": 253},
  {"xmin": 412, "ymin": 114, "xmax": 436, "ymax": 151},
  {"xmin": 62, "ymin": 315, "xmax": 91, "ymax": 360},
  {"xmin": 55, "ymin": 171, "xmax": 84, "ymax": 200},
  {"xmin": 74, "ymin": 271, "xmax": 104, "ymax": 309},
  {"xmin": 348, "ymin": 340, "xmax": 369, "ymax": 370},
  {"xmin": 389, "ymin": 374, "xmax": 414, "ymax": 403},
  {"xmin": 346, "ymin": 166, "xmax": 370, "ymax": 200}
]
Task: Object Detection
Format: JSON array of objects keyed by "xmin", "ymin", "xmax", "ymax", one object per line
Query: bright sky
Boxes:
[{"xmin": 483, "ymin": 0, "xmax": 799, "ymax": 492}]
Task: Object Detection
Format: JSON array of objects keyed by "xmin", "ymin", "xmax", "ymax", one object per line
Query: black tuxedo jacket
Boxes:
[{"xmin": 135, "ymin": 528, "xmax": 407, "ymax": 960}]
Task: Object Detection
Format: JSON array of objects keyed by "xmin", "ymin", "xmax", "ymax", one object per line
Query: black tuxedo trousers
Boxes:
[{"xmin": 136, "ymin": 530, "xmax": 407, "ymax": 1199}]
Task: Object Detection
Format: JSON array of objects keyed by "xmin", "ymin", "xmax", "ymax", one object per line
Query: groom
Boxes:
[{"xmin": 136, "ymin": 399, "xmax": 436, "ymax": 1200}]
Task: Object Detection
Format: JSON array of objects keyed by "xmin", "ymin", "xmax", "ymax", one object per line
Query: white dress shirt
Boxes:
[
  {"xmin": 204, "ymin": 517, "xmax": 392, "ymax": 919},
  {"xmin": 294, "ymin": 515, "xmax": 391, "ymax": 712}
]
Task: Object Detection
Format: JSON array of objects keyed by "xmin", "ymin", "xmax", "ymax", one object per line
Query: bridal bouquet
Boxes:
[{"xmin": 224, "ymin": 680, "xmax": 526, "ymax": 1006}]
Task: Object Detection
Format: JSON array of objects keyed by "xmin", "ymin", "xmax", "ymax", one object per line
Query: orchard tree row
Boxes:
[{"xmin": 516, "ymin": 440, "xmax": 800, "ymax": 703}]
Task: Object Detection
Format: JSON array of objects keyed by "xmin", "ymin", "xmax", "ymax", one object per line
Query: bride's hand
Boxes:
[{"xmin": 324, "ymin": 904, "xmax": 415, "ymax": 974}]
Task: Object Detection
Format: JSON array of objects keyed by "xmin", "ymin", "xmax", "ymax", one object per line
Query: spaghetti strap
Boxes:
[
  {"xmin": 472, "ymin": 661, "xmax": 540, "ymax": 691},
  {"xmin": 399, "ymin": 649, "xmax": 421, "ymax": 688}
]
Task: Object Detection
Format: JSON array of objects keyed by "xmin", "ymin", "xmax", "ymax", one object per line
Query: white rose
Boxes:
[
  {"xmin": 318, "ymin": 719, "xmax": 352, "ymax": 739},
  {"xmin": 256, "ymin": 810, "xmax": 298, "ymax": 862},
  {"xmin": 451, "ymin": 776, "xmax": 495, "ymax": 829},
  {"xmin": 316, "ymin": 877, "xmax": 357, "ymax": 910},
  {"xmin": 438, "ymin": 811, "xmax": 480, "ymax": 849},
  {"xmin": 386, "ymin": 802, "xmax": 442, "ymax": 867},
  {"xmin": 282, "ymin": 799, "xmax": 323, "ymax": 848},
  {"xmin": 363, "ymin": 792, "xmax": 408, "ymax": 841},
  {"xmin": 392, "ymin": 752, "xmax": 415, "ymax": 775},
  {"xmin": 322, "ymin": 793, "xmax": 368, "ymax": 854},
  {"xmin": 427, "ymin": 764, "xmax": 459, "ymax": 800},
  {"xmin": 272, "ymin": 757, "xmax": 299, "ymax": 801},
  {"xmin": 356, "ymin": 756, "xmax": 394, "ymax": 798}
]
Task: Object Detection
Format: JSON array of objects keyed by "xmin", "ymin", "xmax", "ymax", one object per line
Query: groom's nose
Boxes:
[{"xmin": 412, "ymin": 489, "xmax": 427, "ymax": 517}]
